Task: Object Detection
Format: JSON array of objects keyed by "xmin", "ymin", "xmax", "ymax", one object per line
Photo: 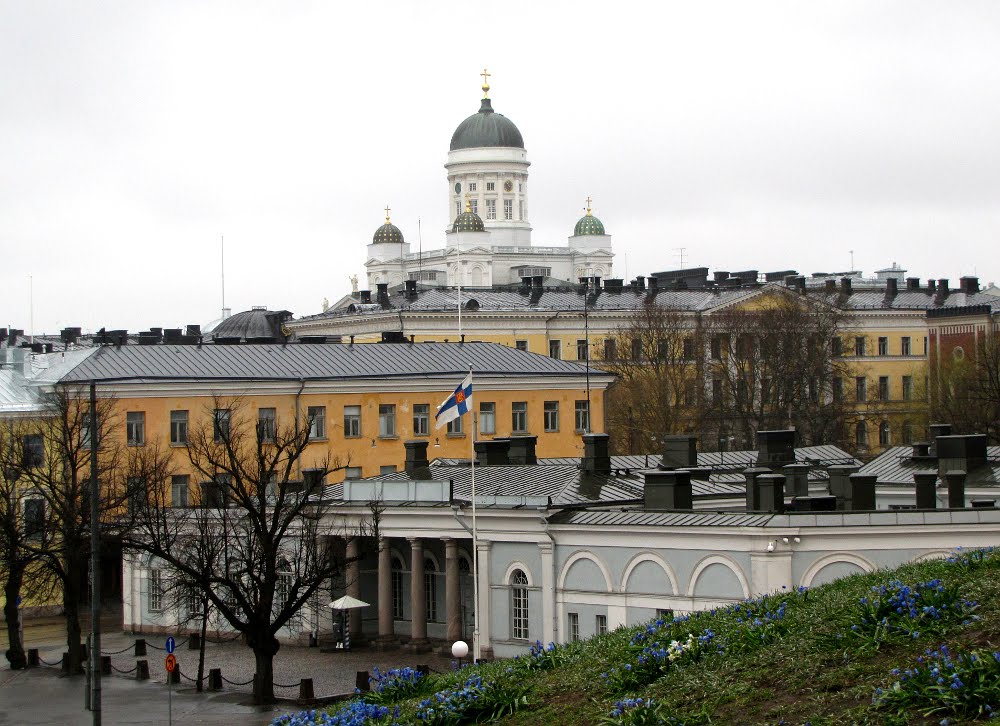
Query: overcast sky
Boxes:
[{"xmin": 3, "ymin": 1, "xmax": 1000, "ymax": 334}]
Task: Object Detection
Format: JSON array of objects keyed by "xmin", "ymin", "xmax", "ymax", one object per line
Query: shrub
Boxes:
[
  {"xmin": 365, "ymin": 666, "xmax": 429, "ymax": 704},
  {"xmin": 510, "ymin": 640, "xmax": 568, "ymax": 673},
  {"xmin": 599, "ymin": 697, "xmax": 668, "ymax": 725},
  {"xmin": 271, "ymin": 702, "xmax": 398, "ymax": 726},
  {"xmin": 415, "ymin": 673, "xmax": 530, "ymax": 724}
]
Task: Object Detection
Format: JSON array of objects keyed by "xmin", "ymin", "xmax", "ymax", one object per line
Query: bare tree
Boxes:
[
  {"xmin": 602, "ymin": 303, "xmax": 705, "ymax": 453},
  {"xmin": 122, "ymin": 398, "xmax": 363, "ymax": 704},
  {"xmin": 932, "ymin": 330, "xmax": 1000, "ymax": 443}
]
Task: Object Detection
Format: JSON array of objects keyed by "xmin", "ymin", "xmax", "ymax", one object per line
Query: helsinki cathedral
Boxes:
[{"xmin": 364, "ymin": 71, "xmax": 615, "ymax": 291}]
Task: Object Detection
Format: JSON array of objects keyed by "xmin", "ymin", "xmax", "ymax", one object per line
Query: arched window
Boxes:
[
  {"xmin": 855, "ymin": 421, "xmax": 868, "ymax": 448},
  {"xmin": 879, "ymin": 421, "xmax": 891, "ymax": 447},
  {"xmin": 424, "ymin": 557, "xmax": 438, "ymax": 622},
  {"xmin": 510, "ymin": 569, "xmax": 529, "ymax": 640},
  {"xmin": 902, "ymin": 420, "xmax": 914, "ymax": 444},
  {"xmin": 391, "ymin": 556, "xmax": 405, "ymax": 619}
]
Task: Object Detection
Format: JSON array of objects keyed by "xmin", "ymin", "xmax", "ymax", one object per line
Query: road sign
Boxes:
[
  {"xmin": 165, "ymin": 654, "xmax": 177, "ymax": 672},
  {"xmin": 165, "ymin": 636, "xmax": 175, "ymax": 654}
]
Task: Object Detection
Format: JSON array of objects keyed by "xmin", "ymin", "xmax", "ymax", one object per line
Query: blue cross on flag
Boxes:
[{"xmin": 436, "ymin": 373, "xmax": 473, "ymax": 429}]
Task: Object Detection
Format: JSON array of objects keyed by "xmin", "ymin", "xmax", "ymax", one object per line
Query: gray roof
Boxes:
[
  {"xmin": 861, "ymin": 445, "xmax": 1000, "ymax": 487},
  {"xmin": 58, "ymin": 342, "xmax": 609, "ymax": 383}
]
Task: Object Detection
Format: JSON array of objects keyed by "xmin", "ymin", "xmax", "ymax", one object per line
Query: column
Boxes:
[
  {"xmin": 476, "ymin": 541, "xmax": 493, "ymax": 659},
  {"xmin": 444, "ymin": 538, "xmax": 462, "ymax": 644},
  {"xmin": 377, "ymin": 537, "xmax": 394, "ymax": 647},
  {"xmin": 409, "ymin": 538, "xmax": 428, "ymax": 651},
  {"xmin": 346, "ymin": 537, "xmax": 362, "ymax": 639},
  {"xmin": 539, "ymin": 541, "xmax": 555, "ymax": 645}
]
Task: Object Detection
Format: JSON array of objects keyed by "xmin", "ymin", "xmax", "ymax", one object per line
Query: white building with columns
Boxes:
[{"xmin": 365, "ymin": 75, "xmax": 615, "ymax": 291}]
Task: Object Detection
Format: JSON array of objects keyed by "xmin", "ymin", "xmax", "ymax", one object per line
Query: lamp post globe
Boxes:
[{"xmin": 451, "ymin": 641, "xmax": 469, "ymax": 659}]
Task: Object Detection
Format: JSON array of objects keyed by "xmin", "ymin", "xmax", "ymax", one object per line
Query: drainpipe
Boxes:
[
  {"xmin": 538, "ymin": 508, "xmax": 556, "ymax": 645},
  {"xmin": 294, "ymin": 376, "xmax": 306, "ymax": 478}
]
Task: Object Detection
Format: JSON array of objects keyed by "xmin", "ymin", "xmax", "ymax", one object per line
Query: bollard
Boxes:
[
  {"xmin": 298, "ymin": 678, "xmax": 315, "ymax": 701},
  {"xmin": 27, "ymin": 649, "xmax": 39, "ymax": 668},
  {"xmin": 62, "ymin": 652, "xmax": 71, "ymax": 673},
  {"xmin": 475, "ymin": 658, "xmax": 489, "ymax": 665},
  {"xmin": 169, "ymin": 668, "xmax": 180, "ymax": 685},
  {"xmin": 135, "ymin": 638, "xmax": 147, "ymax": 657},
  {"xmin": 208, "ymin": 668, "xmax": 223, "ymax": 691},
  {"xmin": 101, "ymin": 655, "xmax": 112, "ymax": 675},
  {"xmin": 355, "ymin": 670, "xmax": 370, "ymax": 692},
  {"xmin": 189, "ymin": 634, "xmax": 201, "ymax": 651},
  {"xmin": 417, "ymin": 664, "xmax": 429, "ymax": 676},
  {"xmin": 136, "ymin": 659, "xmax": 150, "ymax": 680}
]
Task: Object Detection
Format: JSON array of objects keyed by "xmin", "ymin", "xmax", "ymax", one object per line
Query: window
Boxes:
[
  {"xmin": 711, "ymin": 336, "xmax": 722, "ymax": 360},
  {"xmin": 878, "ymin": 337, "xmax": 888, "ymax": 356},
  {"xmin": 832, "ymin": 337, "xmax": 843, "ymax": 356},
  {"xmin": 81, "ymin": 410, "xmax": 96, "ymax": 451},
  {"xmin": 504, "ymin": 199, "xmax": 513, "ymax": 220},
  {"xmin": 391, "ymin": 556, "xmax": 404, "ymax": 619},
  {"xmin": 22, "ymin": 434, "xmax": 43, "ymax": 469},
  {"xmin": 510, "ymin": 569, "xmax": 529, "ymax": 640},
  {"xmin": 413, "ymin": 404, "xmax": 430, "ymax": 436},
  {"xmin": 24, "ymin": 498, "xmax": 44, "ymax": 537},
  {"xmin": 549, "ymin": 340, "xmax": 561, "ymax": 359},
  {"xmin": 170, "ymin": 410, "xmax": 188, "ymax": 446},
  {"xmin": 468, "ymin": 182, "xmax": 477, "ymax": 192},
  {"xmin": 456, "ymin": 201, "xmax": 461, "ymax": 218},
  {"xmin": 148, "ymin": 569, "xmax": 163, "ymax": 612},
  {"xmin": 343, "ymin": 405, "xmax": 360, "ymax": 438},
  {"xmin": 923, "ymin": 337, "xmax": 928, "ymax": 355},
  {"xmin": 596, "ymin": 614, "xmax": 608, "ymax": 635},
  {"xmin": 577, "ymin": 339, "xmax": 588, "ymax": 361},
  {"xmin": 515, "ymin": 340, "xmax": 528, "ymax": 352},
  {"xmin": 126, "ymin": 412, "xmax": 145, "ymax": 446},
  {"xmin": 808, "ymin": 377, "xmax": 819, "ymax": 404},
  {"xmin": 683, "ymin": 338, "xmax": 695, "ymax": 360},
  {"xmin": 856, "ymin": 377, "xmax": 867, "ymax": 402},
  {"xmin": 575, "ymin": 400, "xmax": 590, "ymax": 432},
  {"xmin": 628, "ymin": 338, "xmax": 641, "ymax": 360},
  {"xmin": 832, "ymin": 377, "xmax": 844, "ymax": 402},
  {"xmin": 479, "ymin": 402, "xmax": 496, "ymax": 435},
  {"xmin": 656, "ymin": 608, "xmax": 674, "ymax": 622},
  {"xmin": 855, "ymin": 337, "xmax": 866, "ymax": 356},
  {"xmin": 902, "ymin": 376, "xmax": 913, "ymax": 401},
  {"xmin": 128, "ymin": 479, "xmax": 146, "ymax": 516},
  {"xmin": 902, "ymin": 420, "xmax": 914, "ymax": 444},
  {"xmin": 379, "ymin": 465, "xmax": 396, "ymax": 475},
  {"xmin": 307, "ymin": 406, "xmax": 326, "ymax": 439},
  {"xmin": 345, "ymin": 467, "xmax": 362, "ymax": 480},
  {"xmin": 712, "ymin": 379, "xmax": 722, "ymax": 406},
  {"xmin": 856, "ymin": 421, "xmax": 868, "ymax": 447},
  {"xmin": 684, "ymin": 380, "xmax": 696, "ymax": 406},
  {"xmin": 879, "ymin": 421, "xmax": 891, "ymax": 446},
  {"xmin": 171, "ymin": 475, "xmax": 189, "ymax": 508},
  {"xmin": 213, "ymin": 408, "xmax": 231, "ymax": 442},
  {"xmin": 447, "ymin": 416, "xmax": 463, "ymax": 435},
  {"xmin": 604, "ymin": 338, "xmax": 617, "ymax": 360},
  {"xmin": 761, "ymin": 378, "xmax": 772, "ymax": 405},
  {"xmin": 878, "ymin": 376, "xmax": 890, "ymax": 401},
  {"xmin": 568, "ymin": 612, "xmax": 580, "ymax": 641},
  {"xmin": 901, "ymin": 336, "xmax": 911, "ymax": 356},
  {"xmin": 543, "ymin": 401, "xmax": 559, "ymax": 432},
  {"xmin": 185, "ymin": 586, "xmax": 201, "ymax": 620},
  {"xmin": 470, "ymin": 199, "xmax": 478, "ymax": 214},
  {"xmin": 257, "ymin": 407, "xmax": 276, "ymax": 442},
  {"xmin": 425, "ymin": 558, "xmax": 438, "ymax": 621},
  {"xmin": 378, "ymin": 404, "xmax": 396, "ymax": 437},
  {"xmin": 275, "ymin": 570, "xmax": 293, "ymax": 615},
  {"xmin": 657, "ymin": 340, "xmax": 670, "ymax": 360},
  {"xmin": 485, "ymin": 198, "xmax": 496, "ymax": 220},
  {"xmin": 486, "ymin": 181, "xmax": 495, "ymax": 191},
  {"xmin": 512, "ymin": 402, "xmax": 528, "ymax": 433}
]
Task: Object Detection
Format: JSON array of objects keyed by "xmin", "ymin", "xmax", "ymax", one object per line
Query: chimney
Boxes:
[
  {"xmin": 360, "ymin": 290, "xmax": 372, "ymax": 304},
  {"xmin": 885, "ymin": 278, "xmax": 898, "ymax": 297},
  {"xmin": 508, "ymin": 435, "xmax": 538, "ymax": 465},
  {"xmin": 8, "ymin": 329, "xmax": 23, "ymax": 347},
  {"xmin": 756, "ymin": 430, "xmax": 796, "ymax": 468},
  {"xmin": 937, "ymin": 279, "xmax": 949, "ymax": 299},
  {"xmin": 647, "ymin": 277, "xmax": 659, "ymax": 293},
  {"xmin": 592, "ymin": 276, "xmax": 602, "ymax": 290},
  {"xmin": 906, "ymin": 277, "xmax": 920, "ymax": 291},
  {"xmin": 783, "ymin": 274, "xmax": 797, "ymax": 287},
  {"xmin": 475, "ymin": 438, "xmax": 511, "ymax": 466},
  {"xmin": 714, "ymin": 271, "xmax": 730, "ymax": 284},
  {"xmin": 928, "ymin": 423, "xmax": 952, "ymax": 455},
  {"xmin": 755, "ymin": 474, "xmax": 786, "ymax": 513},
  {"xmin": 404, "ymin": 440, "xmax": 432, "ymax": 479},
  {"xmin": 847, "ymin": 473, "xmax": 877, "ymax": 511},
  {"xmin": 581, "ymin": 433, "xmax": 611, "ymax": 475},
  {"xmin": 840, "ymin": 277, "xmax": 852, "ymax": 295},
  {"xmin": 743, "ymin": 467, "xmax": 772, "ymax": 511},
  {"xmin": 824, "ymin": 279, "xmax": 837, "ymax": 293},
  {"xmin": 376, "ymin": 283, "xmax": 390, "ymax": 307},
  {"xmin": 944, "ymin": 470, "xmax": 966, "ymax": 508},
  {"xmin": 782, "ymin": 463, "xmax": 810, "ymax": 498},
  {"xmin": 643, "ymin": 469, "xmax": 692, "ymax": 510},
  {"xmin": 404, "ymin": 279, "xmax": 418, "ymax": 299},
  {"xmin": 186, "ymin": 324, "xmax": 200, "ymax": 337},
  {"xmin": 927, "ymin": 279, "xmax": 936, "ymax": 294},
  {"xmin": 661, "ymin": 435, "xmax": 698, "ymax": 469},
  {"xmin": 11, "ymin": 348, "xmax": 30, "ymax": 376},
  {"xmin": 910, "ymin": 441, "xmax": 932, "ymax": 460},
  {"xmin": 913, "ymin": 470, "xmax": 939, "ymax": 509},
  {"xmin": 827, "ymin": 464, "xmax": 860, "ymax": 507},
  {"xmin": 936, "ymin": 434, "xmax": 988, "ymax": 475},
  {"xmin": 635, "ymin": 276, "xmax": 646, "ymax": 291},
  {"xmin": 960, "ymin": 276, "xmax": 980, "ymax": 294},
  {"xmin": 532, "ymin": 275, "xmax": 544, "ymax": 289}
]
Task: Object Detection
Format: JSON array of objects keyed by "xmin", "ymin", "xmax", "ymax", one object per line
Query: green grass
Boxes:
[{"xmin": 322, "ymin": 548, "xmax": 1000, "ymax": 724}]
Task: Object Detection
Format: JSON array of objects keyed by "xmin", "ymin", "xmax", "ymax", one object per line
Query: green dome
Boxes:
[
  {"xmin": 450, "ymin": 98, "xmax": 524, "ymax": 151},
  {"xmin": 574, "ymin": 213, "xmax": 606, "ymax": 236},
  {"xmin": 452, "ymin": 210, "xmax": 486, "ymax": 233},
  {"xmin": 372, "ymin": 222, "xmax": 404, "ymax": 245}
]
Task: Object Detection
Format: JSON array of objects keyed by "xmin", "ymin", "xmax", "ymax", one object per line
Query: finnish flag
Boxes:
[{"xmin": 435, "ymin": 373, "xmax": 473, "ymax": 429}]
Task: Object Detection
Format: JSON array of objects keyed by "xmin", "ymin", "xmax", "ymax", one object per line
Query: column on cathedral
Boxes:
[
  {"xmin": 377, "ymin": 536, "xmax": 394, "ymax": 645},
  {"xmin": 409, "ymin": 537, "xmax": 428, "ymax": 650},
  {"xmin": 444, "ymin": 538, "xmax": 462, "ymax": 644},
  {"xmin": 346, "ymin": 537, "xmax": 362, "ymax": 638}
]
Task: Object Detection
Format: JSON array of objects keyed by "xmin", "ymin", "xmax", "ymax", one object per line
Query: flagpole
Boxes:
[{"xmin": 469, "ymin": 368, "xmax": 479, "ymax": 662}]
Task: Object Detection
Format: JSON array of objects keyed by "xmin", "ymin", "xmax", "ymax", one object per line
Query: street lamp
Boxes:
[{"xmin": 452, "ymin": 640, "xmax": 469, "ymax": 669}]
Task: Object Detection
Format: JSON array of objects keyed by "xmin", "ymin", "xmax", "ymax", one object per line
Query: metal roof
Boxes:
[
  {"xmin": 861, "ymin": 445, "xmax": 1000, "ymax": 487},
  {"xmin": 58, "ymin": 342, "xmax": 612, "ymax": 383}
]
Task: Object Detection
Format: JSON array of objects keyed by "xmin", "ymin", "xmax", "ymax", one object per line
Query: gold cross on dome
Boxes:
[
  {"xmin": 585, "ymin": 195, "xmax": 593, "ymax": 215},
  {"xmin": 480, "ymin": 67, "xmax": 491, "ymax": 98},
  {"xmin": 464, "ymin": 193, "xmax": 472, "ymax": 213},
  {"xmin": 384, "ymin": 205, "xmax": 391, "ymax": 224}
]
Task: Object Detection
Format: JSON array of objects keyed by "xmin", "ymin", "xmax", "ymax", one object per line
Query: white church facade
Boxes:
[{"xmin": 365, "ymin": 73, "xmax": 615, "ymax": 291}]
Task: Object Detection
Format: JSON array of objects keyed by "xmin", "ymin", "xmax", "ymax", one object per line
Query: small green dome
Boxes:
[
  {"xmin": 452, "ymin": 210, "xmax": 485, "ymax": 233},
  {"xmin": 373, "ymin": 222, "xmax": 404, "ymax": 245},
  {"xmin": 574, "ymin": 213, "xmax": 606, "ymax": 236}
]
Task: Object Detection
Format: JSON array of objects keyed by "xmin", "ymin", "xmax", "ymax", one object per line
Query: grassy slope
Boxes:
[{"xmin": 342, "ymin": 550, "xmax": 1000, "ymax": 724}]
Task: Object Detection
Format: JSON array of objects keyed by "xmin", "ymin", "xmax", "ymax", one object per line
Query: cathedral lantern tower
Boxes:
[{"xmin": 445, "ymin": 70, "xmax": 532, "ymax": 247}]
